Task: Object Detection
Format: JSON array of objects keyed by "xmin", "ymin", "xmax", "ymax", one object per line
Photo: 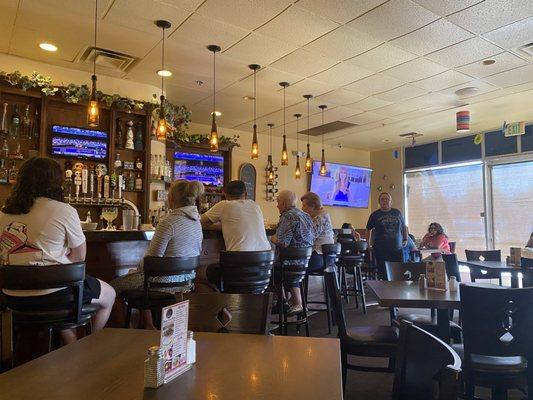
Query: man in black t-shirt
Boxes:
[{"xmin": 366, "ymin": 192, "xmax": 408, "ymax": 279}]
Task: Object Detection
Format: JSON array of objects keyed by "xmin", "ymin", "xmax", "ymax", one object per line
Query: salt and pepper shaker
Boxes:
[
  {"xmin": 418, "ymin": 274, "xmax": 427, "ymax": 289},
  {"xmin": 144, "ymin": 346, "xmax": 165, "ymax": 389},
  {"xmin": 187, "ymin": 331, "xmax": 196, "ymax": 365},
  {"xmin": 449, "ymin": 276, "xmax": 458, "ymax": 292}
]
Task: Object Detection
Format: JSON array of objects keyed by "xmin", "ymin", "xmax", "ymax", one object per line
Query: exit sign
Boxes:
[{"xmin": 504, "ymin": 121, "xmax": 525, "ymax": 137}]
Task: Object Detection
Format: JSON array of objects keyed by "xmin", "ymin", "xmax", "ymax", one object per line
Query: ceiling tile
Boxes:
[
  {"xmin": 483, "ymin": 65, "xmax": 533, "ymax": 87},
  {"xmin": 223, "ymin": 33, "xmax": 297, "ymax": 65},
  {"xmin": 270, "ymin": 49, "xmax": 338, "ymax": 77},
  {"xmin": 311, "ymin": 62, "xmax": 373, "ymax": 86},
  {"xmin": 284, "ymin": 78, "xmax": 337, "ymax": 98},
  {"xmin": 390, "ymin": 18, "xmax": 473, "ymax": 55},
  {"xmin": 256, "ymin": 5, "xmax": 339, "ymax": 47},
  {"xmin": 321, "ymin": 106, "xmax": 362, "ymax": 122},
  {"xmin": 413, "ymin": 70, "xmax": 472, "ymax": 91},
  {"xmin": 196, "ymin": 0, "xmax": 293, "ymax": 30},
  {"xmin": 402, "ymin": 92, "xmax": 457, "ymax": 109},
  {"xmin": 256, "ymin": 67, "xmax": 305, "ymax": 85},
  {"xmin": 457, "ymin": 52, "xmax": 528, "ymax": 78},
  {"xmin": 303, "ymin": 26, "xmax": 382, "ymax": 61},
  {"xmin": 412, "ymin": 0, "xmax": 482, "ymax": 16},
  {"xmin": 347, "ymin": 0, "xmax": 439, "ymax": 42},
  {"xmin": 344, "ymin": 73, "xmax": 404, "ymax": 95},
  {"xmin": 157, "ymin": 0, "xmax": 205, "ymax": 12},
  {"xmin": 446, "ymin": 0, "xmax": 533, "ymax": 34},
  {"xmin": 383, "ymin": 58, "xmax": 448, "ymax": 81},
  {"xmin": 439, "ymin": 80, "xmax": 499, "ymax": 97},
  {"xmin": 343, "ymin": 112, "xmax": 386, "ymax": 124},
  {"xmin": 373, "ymin": 102, "xmax": 419, "ymax": 116},
  {"xmin": 348, "ymin": 97, "xmax": 393, "ymax": 111},
  {"xmin": 296, "ymin": 0, "xmax": 387, "ymax": 24},
  {"xmin": 347, "ymin": 43, "xmax": 417, "ymax": 72},
  {"xmin": 426, "ymin": 37, "xmax": 503, "ymax": 68},
  {"xmin": 483, "ymin": 16, "xmax": 533, "ymax": 50},
  {"xmin": 0, "ymin": 0, "xmax": 19, "ymax": 53},
  {"xmin": 169, "ymin": 13, "xmax": 249, "ymax": 50},
  {"xmin": 314, "ymin": 89, "xmax": 366, "ymax": 106},
  {"xmin": 374, "ymin": 84, "xmax": 428, "ymax": 102}
]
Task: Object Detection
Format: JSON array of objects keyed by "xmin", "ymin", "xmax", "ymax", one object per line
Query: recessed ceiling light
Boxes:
[
  {"xmin": 211, "ymin": 111, "xmax": 222, "ymax": 117},
  {"xmin": 157, "ymin": 69, "xmax": 172, "ymax": 77},
  {"xmin": 243, "ymin": 96, "xmax": 255, "ymax": 101},
  {"xmin": 455, "ymin": 86, "xmax": 478, "ymax": 97},
  {"xmin": 39, "ymin": 43, "xmax": 57, "ymax": 52},
  {"xmin": 482, "ymin": 59, "xmax": 496, "ymax": 66},
  {"xmin": 382, "ymin": 139, "xmax": 390, "ymax": 143}
]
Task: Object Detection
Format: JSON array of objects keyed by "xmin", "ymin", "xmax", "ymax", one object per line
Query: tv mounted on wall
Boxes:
[
  {"xmin": 174, "ymin": 151, "xmax": 224, "ymax": 188},
  {"xmin": 310, "ymin": 161, "xmax": 372, "ymax": 208},
  {"xmin": 50, "ymin": 125, "xmax": 108, "ymax": 160}
]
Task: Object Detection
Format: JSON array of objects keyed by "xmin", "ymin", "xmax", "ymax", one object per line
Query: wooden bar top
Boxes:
[{"xmin": 0, "ymin": 329, "xmax": 343, "ymax": 400}]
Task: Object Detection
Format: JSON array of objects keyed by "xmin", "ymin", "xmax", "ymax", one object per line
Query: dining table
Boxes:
[
  {"xmin": 367, "ymin": 280, "xmax": 460, "ymax": 343},
  {"xmin": 460, "ymin": 260, "xmax": 522, "ymax": 288},
  {"xmin": 0, "ymin": 328, "xmax": 343, "ymax": 400}
]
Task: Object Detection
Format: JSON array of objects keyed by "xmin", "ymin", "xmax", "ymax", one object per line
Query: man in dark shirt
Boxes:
[{"xmin": 366, "ymin": 192, "xmax": 408, "ymax": 279}]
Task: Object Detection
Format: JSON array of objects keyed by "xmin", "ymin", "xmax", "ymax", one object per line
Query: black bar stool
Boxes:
[
  {"xmin": 219, "ymin": 250, "xmax": 275, "ymax": 294},
  {"xmin": 339, "ymin": 240, "xmax": 367, "ymax": 313},
  {"xmin": 303, "ymin": 243, "xmax": 341, "ymax": 334},
  {"xmin": 276, "ymin": 246, "xmax": 312, "ymax": 336}
]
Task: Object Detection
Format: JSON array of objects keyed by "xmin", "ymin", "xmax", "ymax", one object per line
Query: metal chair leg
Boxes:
[
  {"xmin": 124, "ymin": 304, "xmax": 132, "ymax": 328},
  {"xmin": 300, "ymin": 282, "xmax": 310, "ymax": 337},
  {"xmin": 356, "ymin": 266, "xmax": 367, "ymax": 314},
  {"xmin": 324, "ymin": 276, "xmax": 332, "ymax": 333}
]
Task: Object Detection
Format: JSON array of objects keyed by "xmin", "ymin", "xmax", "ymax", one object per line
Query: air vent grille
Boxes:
[
  {"xmin": 78, "ymin": 47, "xmax": 137, "ymax": 73},
  {"xmin": 298, "ymin": 121, "xmax": 357, "ymax": 136}
]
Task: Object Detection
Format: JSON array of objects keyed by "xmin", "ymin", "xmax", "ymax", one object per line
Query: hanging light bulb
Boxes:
[
  {"xmin": 155, "ymin": 20, "xmax": 171, "ymax": 140},
  {"xmin": 87, "ymin": 0, "xmax": 99, "ymax": 127},
  {"xmin": 279, "ymin": 82, "xmax": 289, "ymax": 166},
  {"xmin": 318, "ymin": 104, "xmax": 327, "ymax": 176},
  {"xmin": 207, "ymin": 45, "xmax": 221, "ymax": 152},
  {"xmin": 249, "ymin": 64, "xmax": 260, "ymax": 159},
  {"xmin": 294, "ymin": 113, "xmax": 302, "ymax": 179},
  {"xmin": 303, "ymin": 95, "xmax": 313, "ymax": 173},
  {"xmin": 267, "ymin": 123, "xmax": 275, "ymax": 182}
]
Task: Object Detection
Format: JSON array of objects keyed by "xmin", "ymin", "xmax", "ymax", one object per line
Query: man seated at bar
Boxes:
[
  {"xmin": 111, "ymin": 180, "xmax": 204, "ymax": 327},
  {"xmin": 301, "ymin": 191, "xmax": 334, "ymax": 272},
  {"xmin": 200, "ymin": 180, "xmax": 271, "ymax": 288},
  {"xmin": 0, "ymin": 157, "xmax": 116, "ymax": 344},
  {"xmin": 271, "ymin": 190, "xmax": 314, "ymax": 314}
]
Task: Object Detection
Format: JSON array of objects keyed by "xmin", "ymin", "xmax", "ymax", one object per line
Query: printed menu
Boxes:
[
  {"xmin": 426, "ymin": 260, "xmax": 447, "ymax": 291},
  {"xmin": 160, "ymin": 300, "xmax": 191, "ymax": 383}
]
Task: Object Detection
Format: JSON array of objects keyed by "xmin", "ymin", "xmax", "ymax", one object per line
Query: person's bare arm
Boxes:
[
  {"xmin": 200, "ymin": 214, "xmax": 214, "ymax": 228},
  {"xmin": 402, "ymin": 225, "xmax": 409, "ymax": 246},
  {"xmin": 366, "ymin": 229, "xmax": 373, "ymax": 247},
  {"xmin": 67, "ymin": 242, "xmax": 86, "ymax": 263}
]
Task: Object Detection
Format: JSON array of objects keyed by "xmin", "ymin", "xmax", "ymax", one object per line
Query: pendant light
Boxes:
[
  {"xmin": 267, "ymin": 123, "xmax": 275, "ymax": 182},
  {"xmin": 303, "ymin": 94, "xmax": 313, "ymax": 173},
  {"xmin": 87, "ymin": 0, "xmax": 99, "ymax": 127},
  {"xmin": 249, "ymin": 64, "xmax": 260, "ymax": 159},
  {"xmin": 318, "ymin": 105, "xmax": 328, "ymax": 176},
  {"xmin": 279, "ymin": 82, "xmax": 289, "ymax": 166},
  {"xmin": 155, "ymin": 20, "xmax": 172, "ymax": 140},
  {"xmin": 456, "ymin": 110, "xmax": 470, "ymax": 133},
  {"xmin": 294, "ymin": 113, "xmax": 302, "ymax": 179},
  {"xmin": 207, "ymin": 45, "xmax": 221, "ymax": 152}
]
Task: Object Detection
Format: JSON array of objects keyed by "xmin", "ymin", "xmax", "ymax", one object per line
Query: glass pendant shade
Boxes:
[
  {"xmin": 305, "ymin": 143, "xmax": 312, "ymax": 172},
  {"xmin": 156, "ymin": 95, "xmax": 167, "ymax": 140},
  {"xmin": 281, "ymin": 134, "xmax": 288, "ymax": 166},
  {"xmin": 251, "ymin": 124, "xmax": 258, "ymax": 159},
  {"xmin": 319, "ymin": 149, "xmax": 327, "ymax": 176},
  {"xmin": 210, "ymin": 113, "xmax": 219, "ymax": 152},
  {"xmin": 295, "ymin": 155, "xmax": 301, "ymax": 179},
  {"xmin": 87, "ymin": 75, "xmax": 99, "ymax": 127}
]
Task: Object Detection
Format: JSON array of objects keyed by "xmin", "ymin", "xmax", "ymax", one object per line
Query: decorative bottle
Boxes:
[
  {"xmin": 135, "ymin": 156, "xmax": 143, "ymax": 171},
  {"xmin": 144, "ymin": 346, "xmax": 165, "ymax": 389},
  {"xmin": 0, "ymin": 103, "xmax": 8, "ymax": 134},
  {"xmin": 135, "ymin": 173, "xmax": 143, "ymax": 191},
  {"xmin": 8, "ymin": 161, "xmax": 17, "ymax": 183},
  {"xmin": 134, "ymin": 121, "xmax": 144, "ymax": 150},
  {"xmin": 9, "ymin": 104, "xmax": 20, "ymax": 139},
  {"xmin": 115, "ymin": 118, "xmax": 124, "ymax": 149},
  {"xmin": 0, "ymin": 159, "xmax": 7, "ymax": 183},
  {"xmin": 22, "ymin": 105, "xmax": 30, "ymax": 138},
  {"xmin": 1, "ymin": 139, "xmax": 8, "ymax": 159},
  {"xmin": 125, "ymin": 120, "xmax": 134, "ymax": 150}
]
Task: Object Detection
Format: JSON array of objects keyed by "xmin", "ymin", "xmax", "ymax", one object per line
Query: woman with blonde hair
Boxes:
[{"xmin": 333, "ymin": 167, "xmax": 350, "ymax": 202}]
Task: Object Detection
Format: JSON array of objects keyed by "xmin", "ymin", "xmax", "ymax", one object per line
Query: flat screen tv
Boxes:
[
  {"xmin": 310, "ymin": 161, "xmax": 372, "ymax": 208},
  {"xmin": 50, "ymin": 125, "xmax": 108, "ymax": 160},
  {"xmin": 174, "ymin": 151, "xmax": 224, "ymax": 188}
]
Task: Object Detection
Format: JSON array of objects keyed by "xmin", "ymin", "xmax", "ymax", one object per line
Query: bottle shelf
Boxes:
[
  {"xmin": 123, "ymin": 189, "xmax": 144, "ymax": 193},
  {"xmin": 116, "ymin": 148, "xmax": 144, "ymax": 153}
]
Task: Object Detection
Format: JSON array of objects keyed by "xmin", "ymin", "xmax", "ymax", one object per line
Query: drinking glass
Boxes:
[
  {"xmin": 122, "ymin": 209, "xmax": 134, "ymax": 230},
  {"xmin": 102, "ymin": 207, "xmax": 118, "ymax": 230}
]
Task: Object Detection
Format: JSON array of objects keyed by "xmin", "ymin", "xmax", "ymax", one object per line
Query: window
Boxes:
[
  {"xmin": 404, "ymin": 142, "xmax": 439, "ymax": 169},
  {"xmin": 441, "ymin": 135, "xmax": 481, "ymax": 164},
  {"xmin": 405, "ymin": 163, "xmax": 485, "ymax": 257},
  {"xmin": 485, "ymin": 130, "xmax": 517, "ymax": 157}
]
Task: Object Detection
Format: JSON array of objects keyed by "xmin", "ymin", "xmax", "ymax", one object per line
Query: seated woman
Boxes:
[
  {"xmin": 111, "ymin": 180, "xmax": 204, "ymax": 321},
  {"xmin": 0, "ymin": 157, "xmax": 116, "ymax": 344},
  {"xmin": 339, "ymin": 222, "xmax": 361, "ymax": 241},
  {"xmin": 421, "ymin": 222, "xmax": 451, "ymax": 253},
  {"xmin": 301, "ymin": 192, "xmax": 334, "ymax": 273}
]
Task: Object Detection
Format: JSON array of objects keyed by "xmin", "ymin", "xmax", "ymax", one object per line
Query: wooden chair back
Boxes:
[
  {"xmin": 0, "ymin": 309, "xmax": 13, "ymax": 372},
  {"xmin": 219, "ymin": 250, "xmax": 275, "ymax": 294},
  {"xmin": 179, "ymin": 292, "xmax": 272, "ymax": 335},
  {"xmin": 385, "ymin": 262, "xmax": 427, "ymax": 282},
  {"xmin": 393, "ymin": 321, "xmax": 461, "ymax": 400}
]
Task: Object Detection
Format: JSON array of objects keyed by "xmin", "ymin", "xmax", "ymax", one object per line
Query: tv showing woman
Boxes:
[{"xmin": 333, "ymin": 167, "xmax": 350, "ymax": 202}]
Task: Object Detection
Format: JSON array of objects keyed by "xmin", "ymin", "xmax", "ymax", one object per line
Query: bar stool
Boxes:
[
  {"xmin": 219, "ymin": 250, "xmax": 275, "ymax": 294},
  {"xmin": 122, "ymin": 256, "xmax": 199, "ymax": 328},
  {"xmin": 303, "ymin": 243, "xmax": 341, "ymax": 334},
  {"xmin": 276, "ymin": 246, "xmax": 312, "ymax": 336},
  {"xmin": 339, "ymin": 241, "xmax": 367, "ymax": 313}
]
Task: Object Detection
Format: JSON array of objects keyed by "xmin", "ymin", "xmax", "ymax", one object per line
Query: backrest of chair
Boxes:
[
  {"xmin": 339, "ymin": 240, "xmax": 367, "ymax": 255},
  {"xmin": 279, "ymin": 246, "xmax": 313, "ymax": 262},
  {"xmin": 465, "ymin": 249, "xmax": 501, "ymax": 262},
  {"xmin": 219, "ymin": 251, "xmax": 275, "ymax": 294},
  {"xmin": 385, "ymin": 262, "xmax": 427, "ymax": 282},
  {"xmin": 143, "ymin": 256, "xmax": 199, "ymax": 291},
  {"xmin": 180, "ymin": 292, "xmax": 272, "ymax": 335},
  {"xmin": 322, "ymin": 243, "xmax": 341, "ymax": 269},
  {"xmin": 448, "ymin": 242, "xmax": 456, "ymax": 254},
  {"xmin": 442, "ymin": 254, "xmax": 461, "ymax": 282},
  {"xmin": 393, "ymin": 321, "xmax": 461, "ymax": 400},
  {"xmin": 460, "ymin": 283, "xmax": 533, "ymax": 359},
  {"xmin": 336, "ymin": 234, "xmax": 354, "ymax": 242},
  {"xmin": 324, "ymin": 271, "xmax": 347, "ymax": 338},
  {"xmin": 0, "ymin": 309, "xmax": 13, "ymax": 372}
]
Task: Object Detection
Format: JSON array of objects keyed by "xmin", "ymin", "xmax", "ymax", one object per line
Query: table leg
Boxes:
[{"xmin": 436, "ymin": 308, "xmax": 451, "ymax": 343}]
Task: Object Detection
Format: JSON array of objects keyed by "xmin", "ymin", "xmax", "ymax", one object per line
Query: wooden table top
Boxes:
[
  {"xmin": 460, "ymin": 260, "xmax": 521, "ymax": 272},
  {"xmin": 367, "ymin": 280, "xmax": 461, "ymax": 309},
  {"xmin": 0, "ymin": 329, "xmax": 343, "ymax": 400}
]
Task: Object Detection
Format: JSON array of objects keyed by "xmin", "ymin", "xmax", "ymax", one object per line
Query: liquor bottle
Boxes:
[
  {"xmin": 22, "ymin": 105, "xmax": 30, "ymax": 138},
  {"xmin": 0, "ymin": 103, "xmax": 8, "ymax": 134},
  {"xmin": 0, "ymin": 159, "xmax": 7, "ymax": 183},
  {"xmin": 1, "ymin": 139, "xmax": 8, "ymax": 159},
  {"xmin": 125, "ymin": 120, "xmax": 134, "ymax": 150},
  {"xmin": 9, "ymin": 105, "xmax": 20, "ymax": 138},
  {"xmin": 8, "ymin": 161, "xmax": 17, "ymax": 183},
  {"xmin": 114, "ymin": 153, "xmax": 122, "ymax": 170},
  {"xmin": 165, "ymin": 160, "xmax": 172, "ymax": 181},
  {"xmin": 135, "ymin": 156, "xmax": 143, "ymax": 171},
  {"xmin": 135, "ymin": 173, "xmax": 143, "ymax": 191},
  {"xmin": 126, "ymin": 172, "xmax": 135, "ymax": 191},
  {"xmin": 115, "ymin": 118, "xmax": 124, "ymax": 149},
  {"xmin": 150, "ymin": 119, "xmax": 156, "ymax": 140},
  {"xmin": 134, "ymin": 122, "xmax": 143, "ymax": 151}
]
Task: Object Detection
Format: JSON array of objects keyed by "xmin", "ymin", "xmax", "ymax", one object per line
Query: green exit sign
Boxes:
[{"xmin": 504, "ymin": 121, "xmax": 525, "ymax": 137}]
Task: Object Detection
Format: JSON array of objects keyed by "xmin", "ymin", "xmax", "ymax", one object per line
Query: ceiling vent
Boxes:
[
  {"xmin": 298, "ymin": 121, "xmax": 357, "ymax": 136},
  {"xmin": 518, "ymin": 42, "xmax": 533, "ymax": 58},
  {"xmin": 77, "ymin": 47, "xmax": 138, "ymax": 73}
]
